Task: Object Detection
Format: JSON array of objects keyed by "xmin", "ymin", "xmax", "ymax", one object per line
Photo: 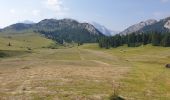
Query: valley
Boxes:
[
  {"xmin": 1, "ymin": 0, "xmax": 170, "ymax": 100},
  {"xmin": 0, "ymin": 32, "xmax": 170, "ymax": 100}
]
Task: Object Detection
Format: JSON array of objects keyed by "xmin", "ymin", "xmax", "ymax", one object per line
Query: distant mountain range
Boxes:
[
  {"xmin": 1, "ymin": 16, "xmax": 170, "ymax": 43},
  {"xmin": 91, "ymin": 22, "xmax": 118, "ymax": 36},
  {"xmin": 1, "ymin": 19, "xmax": 118, "ymax": 36},
  {"xmin": 120, "ymin": 19, "xmax": 157, "ymax": 35},
  {"xmin": 140, "ymin": 17, "xmax": 170, "ymax": 33},
  {"xmin": 19, "ymin": 20, "xmax": 35, "ymax": 24},
  {"xmin": 1, "ymin": 18, "xmax": 103, "ymax": 43},
  {"xmin": 2, "ymin": 19, "xmax": 103, "ymax": 35},
  {"xmin": 120, "ymin": 16, "xmax": 170, "ymax": 35}
]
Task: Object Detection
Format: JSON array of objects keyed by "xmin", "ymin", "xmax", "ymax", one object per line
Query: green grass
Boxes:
[
  {"xmin": 0, "ymin": 50, "xmax": 31, "ymax": 58},
  {"xmin": 84, "ymin": 44, "xmax": 170, "ymax": 99},
  {"xmin": 0, "ymin": 32, "xmax": 54, "ymax": 50},
  {"xmin": 0, "ymin": 33, "xmax": 170, "ymax": 100},
  {"xmin": 121, "ymin": 62, "xmax": 170, "ymax": 99}
]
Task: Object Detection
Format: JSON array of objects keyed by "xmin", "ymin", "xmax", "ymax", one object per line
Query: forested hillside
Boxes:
[{"xmin": 98, "ymin": 32, "xmax": 170, "ymax": 48}]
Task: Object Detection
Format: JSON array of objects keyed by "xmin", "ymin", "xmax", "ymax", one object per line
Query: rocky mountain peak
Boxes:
[
  {"xmin": 120, "ymin": 19, "xmax": 157, "ymax": 35},
  {"xmin": 141, "ymin": 19, "xmax": 157, "ymax": 25},
  {"xmin": 91, "ymin": 22, "xmax": 117, "ymax": 36},
  {"xmin": 164, "ymin": 20, "xmax": 170, "ymax": 29},
  {"xmin": 81, "ymin": 23, "xmax": 100, "ymax": 35},
  {"xmin": 62, "ymin": 18, "xmax": 79, "ymax": 23}
]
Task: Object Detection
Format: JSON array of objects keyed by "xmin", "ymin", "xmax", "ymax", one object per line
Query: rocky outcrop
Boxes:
[
  {"xmin": 120, "ymin": 19, "xmax": 157, "ymax": 35},
  {"xmin": 164, "ymin": 20, "xmax": 170, "ymax": 30}
]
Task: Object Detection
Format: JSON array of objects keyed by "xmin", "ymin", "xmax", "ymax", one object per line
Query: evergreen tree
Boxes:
[
  {"xmin": 152, "ymin": 32, "xmax": 161, "ymax": 46},
  {"xmin": 128, "ymin": 33, "xmax": 136, "ymax": 47},
  {"xmin": 142, "ymin": 33, "xmax": 149, "ymax": 45},
  {"xmin": 97, "ymin": 32, "xmax": 170, "ymax": 49},
  {"xmin": 161, "ymin": 33, "xmax": 170, "ymax": 47},
  {"xmin": 8, "ymin": 42, "xmax": 11, "ymax": 46}
]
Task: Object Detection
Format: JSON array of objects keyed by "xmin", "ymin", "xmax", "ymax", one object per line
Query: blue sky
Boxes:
[{"xmin": 0, "ymin": 0, "xmax": 170, "ymax": 31}]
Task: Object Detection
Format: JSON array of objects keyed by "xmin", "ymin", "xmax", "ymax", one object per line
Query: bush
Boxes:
[
  {"xmin": 27, "ymin": 47, "xmax": 32, "ymax": 51},
  {"xmin": 0, "ymin": 52, "xmax": 8, "ymax": 58},
  {"xmin": 110, "ymin": 82, "xmax": 125, "ymax": 100},
  {"xmin": 109, "ymin": 95, "xmax": 125, "ymax": 100}
]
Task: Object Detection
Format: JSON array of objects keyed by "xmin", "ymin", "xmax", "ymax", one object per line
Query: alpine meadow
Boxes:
[{"xmin": 0, "ymin": 0, "xmax": 170, "ymax": 100}]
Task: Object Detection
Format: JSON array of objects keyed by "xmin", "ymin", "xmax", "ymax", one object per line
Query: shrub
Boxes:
[
  {"xmin": 110, "ymin": 82, "xmax": 125, "ymax": 100},
  {"xmin": 0, "ymin": 52, "xmax": 8, "ymax": 58}
]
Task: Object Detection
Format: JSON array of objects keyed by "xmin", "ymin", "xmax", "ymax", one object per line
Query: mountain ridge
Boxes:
[
  {"xmin": 139, "ymin": 17, "xmax": 170, "ymax": 33},
  {"xmin": 120, "ymin": 16, "xmax": 170, "ymax": 35},
  {"xmin": 120, "ymin": 19, "xmax": 157, "ymax": 35},
  {"xmin": 2, "ymin": 18, "xmax": 102, "ymax": 35},
  {"xmin": 91, "ymin": 22, "xmax": 118, "ymax": 36},
  {"xmin": 1, "ymin": 18, "xmax": 103, "ymax": 43}
]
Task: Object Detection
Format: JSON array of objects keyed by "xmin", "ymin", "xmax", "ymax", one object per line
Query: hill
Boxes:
[
  {"xmin": 120, "ymin": 16, "xmax": 170, "ymax": 35},
  {"xmin": 140, "ymin": 17, "xmax": 170, "ymax": 33},
  {"xmin": 0, "ymin": 32, "xmax": 54, "ymax": 50},
  {"xmin": 1, "ymin": 18, "xmax": 103, "ymax": 43},
  {"xmin": 120, "ymin": 19, "xmax": 157, "ymax": 35},
  {"xmin": 34, "ymin": 19, "xmax": 103, "ymax": 43},
  {"xmin": 91, "ymin": 22, "xmax": 118, "ymax": 36},
  {"xmin": 0, "ymin": 42, "xmax": 170, "ymax": 99}
]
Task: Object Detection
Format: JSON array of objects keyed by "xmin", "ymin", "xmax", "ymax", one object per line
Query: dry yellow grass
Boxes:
[
  {"xmin": 1, "ymin": 40, "xmax": 169, "ymax": 100},
  {"xmin": 0, "ymin": 47, "xmax": 129, "ymax": 100}
]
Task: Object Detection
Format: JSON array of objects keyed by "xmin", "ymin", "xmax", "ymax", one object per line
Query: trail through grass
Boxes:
[{"xmin": 0, "ymin": 33, "xmax": 170, "ymax": 100}]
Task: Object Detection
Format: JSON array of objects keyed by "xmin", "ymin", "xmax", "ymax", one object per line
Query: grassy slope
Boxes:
[
  {"xmin": 0, "ymin": 32, "xmax": 54, "ymax": 58},
  {"xmin": 0, "ymin": 32, "xmax": 54, "ymax": 50},
  {"xmin": 0, "ymin": 32, "xmax": 170, "ymax": 100},
  {"xmin": 82, "ymin": 44, "xmax": 170, "ymax": 100},
  {"xmin": 0, "ymin": 33, "xmax": 129, "ymax": 100}
]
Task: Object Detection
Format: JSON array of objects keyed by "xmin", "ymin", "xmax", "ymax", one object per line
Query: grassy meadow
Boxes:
[{"xmin": 0, "ymin": 32, "xmax": 170, "ymax": 100}]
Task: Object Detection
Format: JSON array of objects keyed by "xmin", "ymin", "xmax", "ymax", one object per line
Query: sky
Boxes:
[{"xmin": 0, "ymin": 0, "xmax": 170, "ymax": 31}]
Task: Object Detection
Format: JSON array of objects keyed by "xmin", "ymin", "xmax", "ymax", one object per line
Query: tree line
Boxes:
[
  {"xmin": 35, "ymin": 28, "xmax": 100, "ymax": 45},
  {"xmin": 98, "ymin": 32, "xmax": 170, "ymax": 49}
]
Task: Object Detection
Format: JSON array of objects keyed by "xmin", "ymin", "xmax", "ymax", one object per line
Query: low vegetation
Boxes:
[
  {"xmin": 0, "ymin": 50, "xmax": 31, "ymax": 58},
  {"xmin": 0, "ymin": 32, "xmax": 170, "ymax": 100},
  {"xmin": 82, "ymin": 44, "xmax": 170, "ymax": 100}
]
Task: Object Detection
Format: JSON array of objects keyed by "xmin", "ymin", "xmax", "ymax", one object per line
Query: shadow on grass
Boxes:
[{"xmin": 0, "ymin": 50, "xmax": 31, "ymax": 58}]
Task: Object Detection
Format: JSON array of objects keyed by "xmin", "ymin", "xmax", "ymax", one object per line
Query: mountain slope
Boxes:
[
  {"xmin": 0, "ymin": 32, "xmax": 54, "ymax": 50},
  {"xmin": 19, "ymin": 20, "xmax": 35, "ymax": 24},
  {"xmin": 140, "ymin": 17, "xmax": 170, "ymax": 33},
  {"xmin": 91, "ymin": 22, "xmax": 116, "ymax": 36},
  {"xmin": 2, "ymin": 23, "xmax": 33, "ymax": 32},
  {"xmin": 1, "ymin": 18, "xmax": 103, "ymax": 43},
  {"xmin": 34, "ymin": 19, "xmax": 103, "ymax": 43},
  {"xmin": 35, "ymin": 19, "xmax": 101, "ymax": 35},
  {"xmin": 120, "ymin": 17, "xmax": 170, "ymax": 35},
  {"xmin": 120, "ymin": 19, "xmax": 157, "ymax": 35}
]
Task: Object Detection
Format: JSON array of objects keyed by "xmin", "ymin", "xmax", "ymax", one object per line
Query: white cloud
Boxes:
[
  {"xmin": 32, "ymin": 10, "xmax": 41, "ymax": 16},
  {"xmin": 160, "ymin": 0, "xmax": 169, "ymax": 3},
  {"xmin": 9, "ymin": 9, "xmax": 16, "ymax": 14},
  {"xmin": 44, "ymin": 0, "xmax": 69, "ymax": 16},
  {"xmin": 46, "ymin": 0, "xmax": 63, "ymax": 11}
]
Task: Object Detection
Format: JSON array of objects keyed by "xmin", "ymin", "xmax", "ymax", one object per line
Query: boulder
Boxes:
[{"xmin": 165, "ymin": 64, "xmax": 170, "ymax": 68}]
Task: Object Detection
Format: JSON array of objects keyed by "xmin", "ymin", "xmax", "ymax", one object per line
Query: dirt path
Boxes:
[
  {"xmin": 78, "ymin": 48, "xmax": 85, "ymax": 60},
  {"xmin": 0, "ymin": 47, "xmax": 131, "ymax": 100}
]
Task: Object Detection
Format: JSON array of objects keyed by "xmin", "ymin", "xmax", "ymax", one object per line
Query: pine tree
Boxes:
[
  {"xmin": 128, "ymin": 33, "xmax": 136, "ymax": 47},
  {"xmin": 152, "ymin": 32, "xmax": 161, "ymax": 46},
  {"xmin": 8, "ymin": 42, "xmax": 11, "ymax": 46},
  {"xmin": 97, "ymin": 31, "xmax": 169, "ymax": 49},
  {"xmin": 142, "ymin": 33, "xmax": 149, "ymax": 45},
  {"xmin": 161, "ymin": 33, "xmax": 170, "ymax": 47}
]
